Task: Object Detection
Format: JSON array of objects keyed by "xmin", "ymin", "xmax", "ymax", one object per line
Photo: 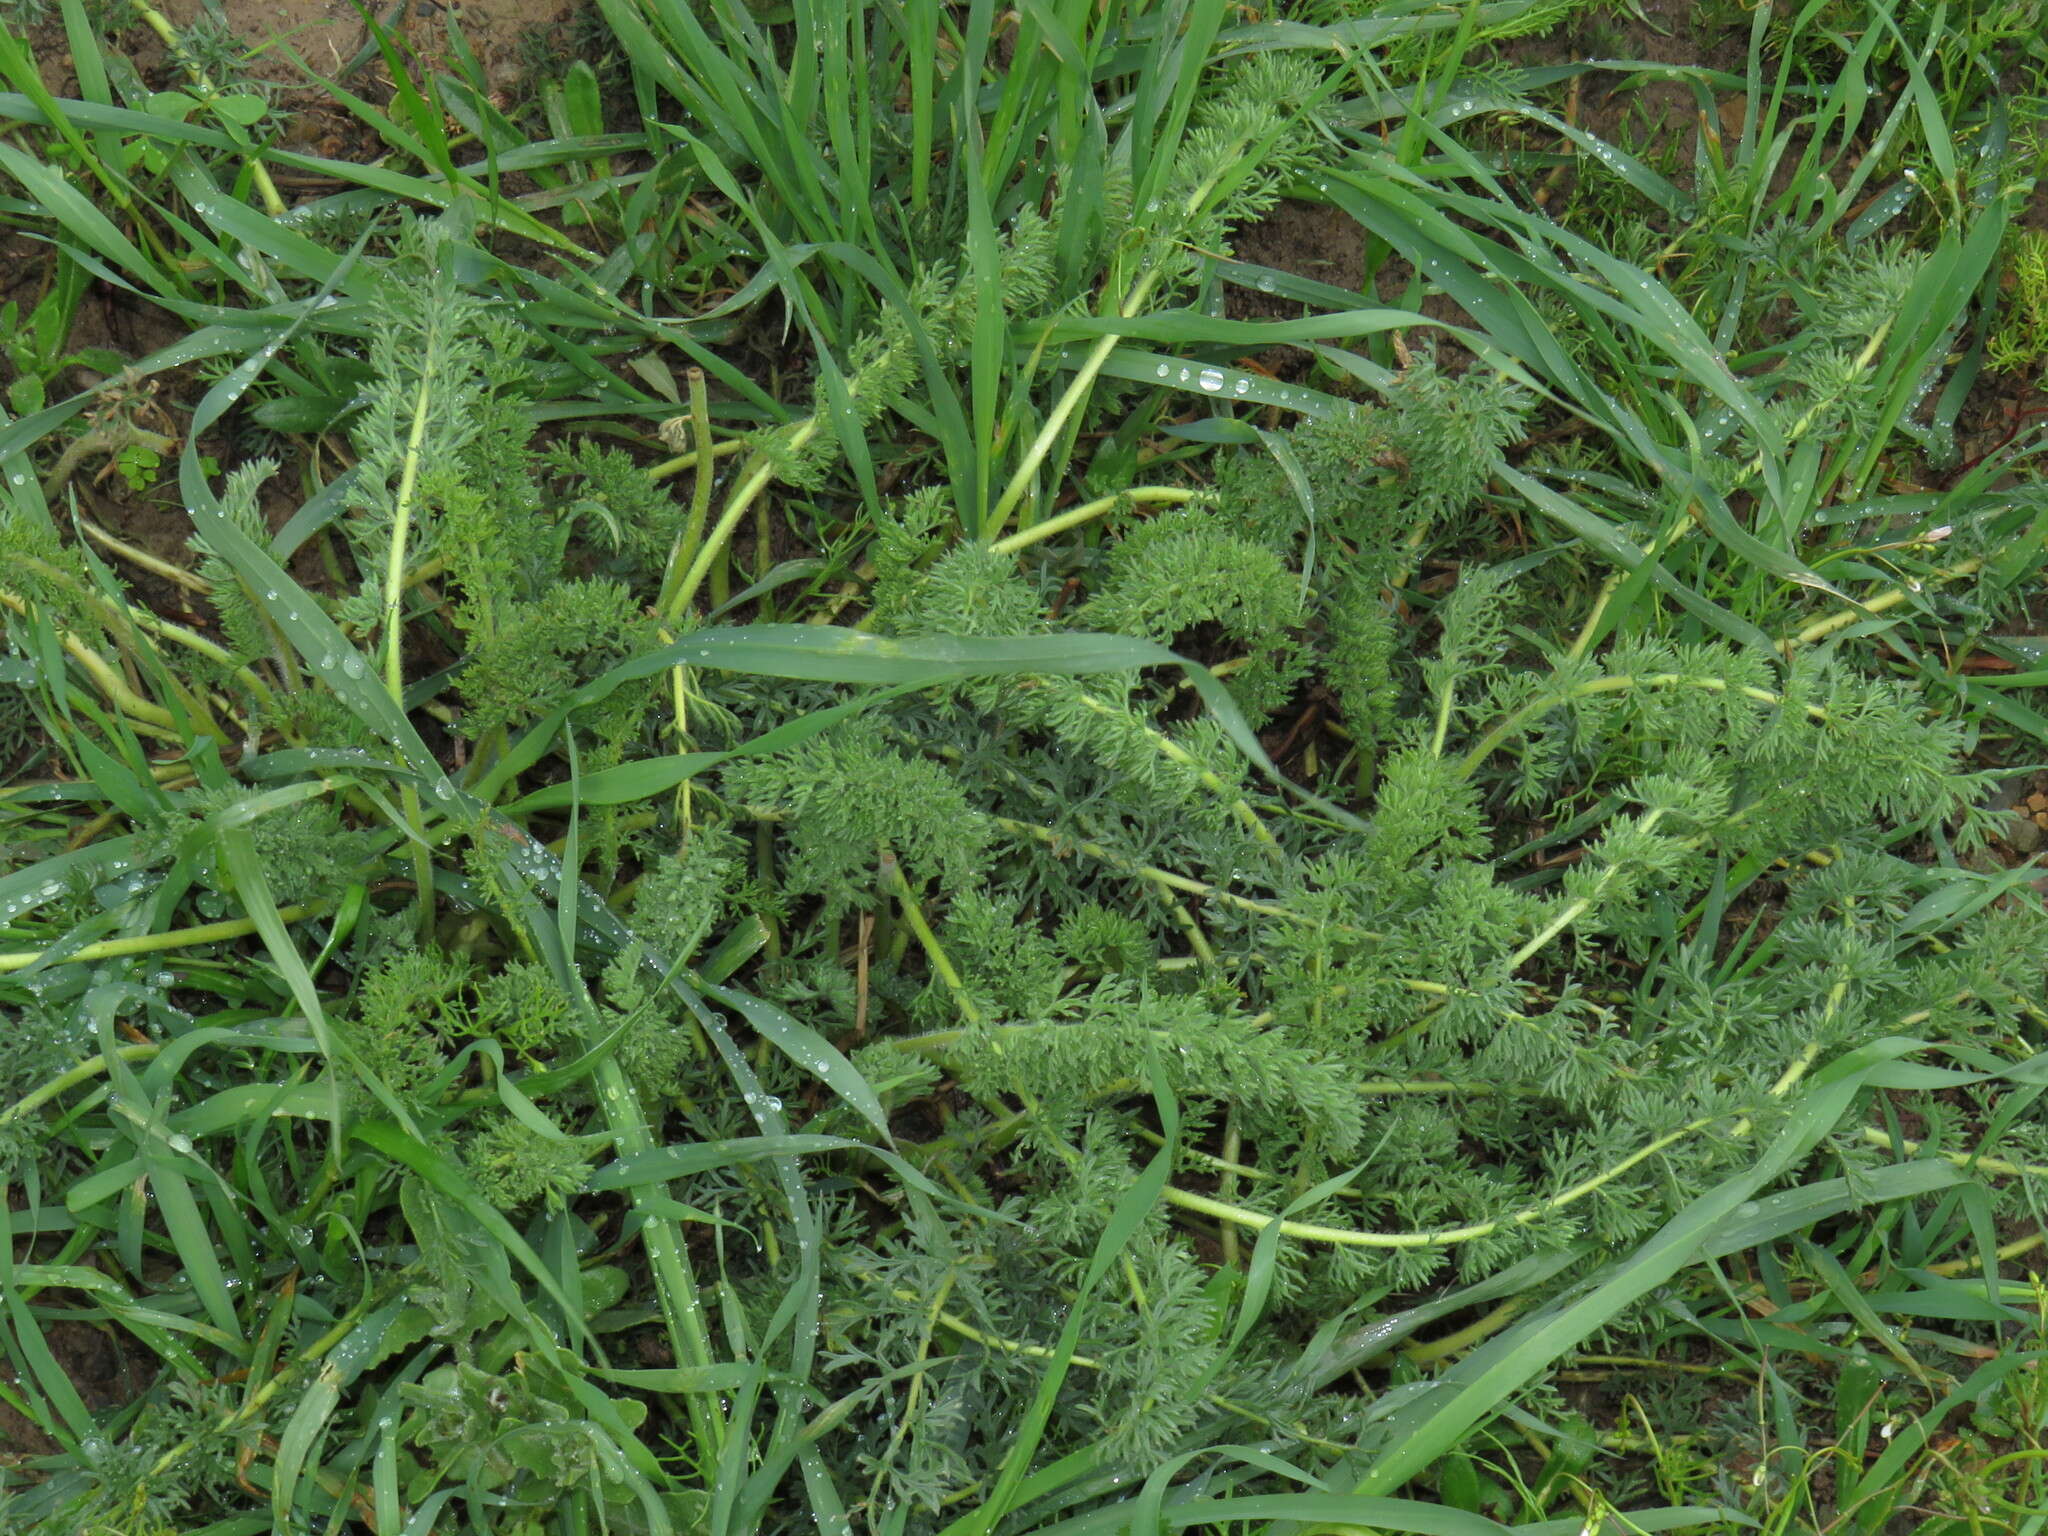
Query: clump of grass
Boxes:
[
  {"xmin": 0, "ymin": 0, "xmax": 2045, "ymax": 1532},
  {"xmin": 1991, "ymin": 228, "xmax": 2048, "ymax": 375}
]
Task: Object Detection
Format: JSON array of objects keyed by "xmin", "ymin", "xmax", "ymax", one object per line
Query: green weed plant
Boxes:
[{"xmin": 0, "ymin": 0, "xmax": 2043, "ymax": 1532}]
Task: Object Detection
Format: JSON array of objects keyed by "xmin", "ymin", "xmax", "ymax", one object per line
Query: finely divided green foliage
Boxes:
[{"xmin": 0, "ymin": 0, "xmax": 2046, "ymax": 1532}]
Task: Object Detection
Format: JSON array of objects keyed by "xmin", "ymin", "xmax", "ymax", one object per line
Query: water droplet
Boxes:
[
  {"xmin": 1197, "ymin": 367, "xmax": 1225, "ymax": 393},
  {"xmin": 1233, "ymin": 378, "xmax": 1250, "ymax": 395},
  {"xmin": 1154, "ymin": 362, "xmax": 1170, "ymax": 379},
  {"xmin": 1176, "ymin": 367, "xmax": 1191, "ymax": 384}
]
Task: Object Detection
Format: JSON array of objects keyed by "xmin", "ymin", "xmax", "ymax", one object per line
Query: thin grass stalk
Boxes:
[
  {"xmin": 659, "ymin": 425, "xmax": 819, "ymax": 623},
  {"xmin": 984, "ymin": 146, "xmax": 1259, "ymax": 541},
  {"xmin": 0, "ymin": 902, "xmax": 325, "ymax": 973}
]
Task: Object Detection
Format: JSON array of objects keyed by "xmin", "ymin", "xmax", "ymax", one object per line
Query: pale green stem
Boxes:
[
  {"xmin": 0, "ymin": 903, "xmax": 324, "ymax": 973},
  {"xmin": 1165, "ymin": 892, "xmax": 1218, "ymax": 967},
  {"xmin": 990, "ymin": 815, "xmax": 1295, "ymax": 919},
  {"xmin": 883, "ymin": 847, "xmax": 981, "ymax": 1025},
  {"xmin": 0, "ymin": 589, "xmax": 178, "ymax": 729},
  {"xmin": 1567, "ymin": 510, "xmax": 1689, "ymax": 662},
  {"xmin": 988, "ymin": 486, "xmax": 1199, "ymax": 556},
  {"xmin": 986, "ymin": 153, "xmax": 1246, "ymax": 540},
  {"xmin": 1068, "ymin": 691, "xmax": 1276, "ymax": 846},
  {"xmin": 80, "ymin": 518, "xmax": 211, "ymax": 593},
  {"xmin": 659, "ymin": 369, "xmax": 721, "ymax": 619},
  {"xmin": 1857, "ymin": 1128, "xmax": 2048, "ymax": 1180},
  {"xmin": 1504, "ymin": 808, "xmax": 1666, "ymax": 971},
  {"xmin": 647, "ymin": 438, "xmax": 746, "ymax": 483},
  {"xmin": 1784, "ymin": 557, "xmax": 1983, "ymax": 651},
  {"xmin": 1459, "ymin": 673, "xmax": 1826, "ymax": 780},
  {"xmin": 132, "ymin": 0, "xmax": 287, "ymax": 216},
  {"xmin": 1164, "ymin": 1039, "xmax": 1818, "ymax": 1252},
  {"xmin": 380, "ymin": 380, "xmax": 434, "ymax": 702},
  {"xmin": 660, "ymin": 427, "xmax": 818, "ymax": 623},
  {"xmin": 1164, "ymin": 1118, "xmax": 1713, "ymax": 1249},
  {"xmin": 987, "ymin": 287, "xmax": 1163, "ymax": 540},
  {"xmin": 0, "ymin": 1044, "xmax": 162, "ymax": 1125},
  {"xmin": 2, "ymin": 560, "xmax": 233, "ymax": 732},
  {"xmin": 1401, "ymin": 1301, "xmax": 1525, "ymax": 1366},
  {"xmin": 379, "ymin": 361, "xmax": 441, "ymax": 934},
  {"xmin": 125, "ymin": 606, "xmax": 277, "ymax": 708},
  {"xmin": 1219, "ymin": 1113, "xmax": 1242, "ymax": 1268},
  {"xmin": 1428, "ymin": 674, "xmax": 1457, "ymax": 757}
]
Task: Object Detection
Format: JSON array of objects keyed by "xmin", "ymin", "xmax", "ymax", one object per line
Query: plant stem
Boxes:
[
  {"xmin": 1400, "ymin": 1300, "xmax": 1526, "ymax": 1366},
  {"xmin": 989, "ymin": 815, "xmax": 1301, "ymax": 921},
  {"xmin": 1066, "ymin": 691, "xmax": 1277, "ymax": 845},
  {"xmin": 380, "ymin": 377, "xmax": 433, "ymax": 705},
  {"xmin": 665, "ymin": 368, "xmax": 718, "ymax": 609},
  {"xmin": 661, "ymin": 421, "xmax": 822, "ymax": 623},
  {"xmin": 130, "ymin": 0, "xmax": 288, "ymax": 217},
  {"xmin": 647, "ymin": 438, "xmax": 746, "ymax": 482},
  {"xmin": 1164, "ymin": 1040, "xmax": 1822, "ymax": 1252},
  {"xmin": 1164, "ymin": 1114, "xmax": 1712, "ymax": 1250},
  {"xmin": 1459, "ymin": 672, "xmax": 1828, "ymax": 779},
  {"xmin": 1566, "ymin": 508, "xmax": 1690, "ymax": 662},
  {"xmin": 1505, "ymin": 807, "xmax": 1665, "ymax": 970},
  {"xmin": 1783, "ymin": 558, "xmax": 1984, "ymax": 651},
  {"xmin": 883, "ymin": 847, "xmax": 981, "ymax": 1024},
  {"xmin": 378, "ymin": 339, "xmax": 442, "ymax": 936},
  {"xmin": 0, "ymin": 1044, "xmax": 162, "ymax": 1125},
  {"xmin": 985, "ymin": 152, "xmax": 1247, "ymax": 541},
  {"xmin": 79, "ymin": 517, "xmax": 212, "ymax": 593},
  {"xmin": 1219, "ymin": 1113, "xmax": 1242, "ymax": 1268},
  {"xmin": 987, "ymin": 487, "xmax": 1199, "ymax": 556},
  {"xmin": 0, "ymin": 902, "xmax": 325, "ymax": 973},
  {"xmin": 1857, "ymin": 1126, "xmax": 2048, "ymax": 1180}
]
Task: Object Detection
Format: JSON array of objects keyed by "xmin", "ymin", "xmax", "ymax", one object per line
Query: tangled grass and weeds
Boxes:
[{"xmin": 2, "ymin": 0, "xmax": 2048, "ymax": 1532}]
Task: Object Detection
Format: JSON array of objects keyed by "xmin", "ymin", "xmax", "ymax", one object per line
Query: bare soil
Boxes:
[
  {"xmin": 0, "ymin": 1317, "xmax": 153, "ymax": 1458},
  {"xmin": 160, "ymin": 0, "xmax": 559, "ymax": 88}
]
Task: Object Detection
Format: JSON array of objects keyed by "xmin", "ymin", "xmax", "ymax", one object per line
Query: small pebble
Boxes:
[{"xmin": 2008, "ymin": 810, "xmax": 2044, "ymax": 854}]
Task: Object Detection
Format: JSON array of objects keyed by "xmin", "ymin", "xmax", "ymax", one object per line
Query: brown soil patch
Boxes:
[
  {"xmin": 0, "ymin": 1319, "xmax": 152, "ymax": 1458},
  {"xmin": 160, "ymin": 0, "xmax": 557, "ymax": 90},
  {"xmin": 1231, "ymin": 198, "xmax": 1367, "ymax": 304}
]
